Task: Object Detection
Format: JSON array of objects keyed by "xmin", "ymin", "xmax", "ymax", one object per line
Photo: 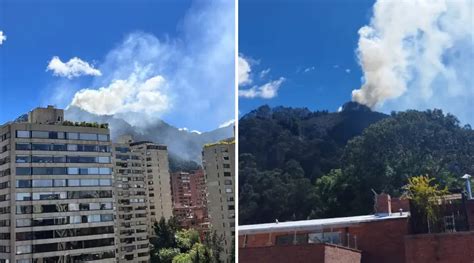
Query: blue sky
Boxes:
[
  {"xmin": 0, "ymin": 0, "xmax": 235, "ymax": 132},
  {"xmin": 238, "ymin": 0, "xmax": 375, "ymax": 114},
  {"xmin": 239, "ymin": 0, "xmax": 474, "ymax": 125}
]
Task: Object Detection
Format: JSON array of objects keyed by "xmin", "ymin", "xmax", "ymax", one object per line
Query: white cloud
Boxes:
[
  {"xmin": 333, "ymin": 65, "xmax": 339, "ymax": 69},
  {"xmin": 345, "ymin": 69, "xmax": 351, "ymax": 73},
  {"xmin": 239, "ymin": 56, "xmax": 251, "ymax": 85},
  {"xmin": 70, "ymin": 74, "xmax": 169, "ymax": 116},
  {"xmin": 61, "ymin": 1, "xmax": 235, "ymax": 130},
  {"xmin": 0, "ymin": 31, "xmax": 6, "ymax": 45},
  {"xmin": 47, "ymin": 56, "xmax": 102, "ymax": 79},
  {"xmin": 191, "ymin": 130, "xmax": 202, "ymax": 134},
  {"xmin": 304, "ymin": 66, "xmax": 315, "ymax": 73},
  {"xmin": 178, "ymin": 127, "xmax": 189, "ymax": 132},
  {"xmin": 218, "ymin": 119, "xmax": 235, "ymax": 128},
  {"xmin": 239, "ymin": 77, "xmax": 285, "ymax": 99},
  {"xmin": 259, "ymin": 68, "xmax": 271, "ymax": 78},
  {"xmin": 352, "ymin": 0, "xmax": 474, "ymax": 124}
]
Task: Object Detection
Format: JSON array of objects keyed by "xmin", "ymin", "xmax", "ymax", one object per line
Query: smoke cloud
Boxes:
[
  {"xmin": 353, "ymin": 0, "xmax": 474, "ymax": 124},
  {"xmin": 63, "ymin": 1, "xmax": 234, "ymax": 131}
]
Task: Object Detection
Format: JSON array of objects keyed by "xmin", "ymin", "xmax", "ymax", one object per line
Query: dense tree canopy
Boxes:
[{"xmin": 239, "ymin": 104, "xmax": 474, "ymax": 225}]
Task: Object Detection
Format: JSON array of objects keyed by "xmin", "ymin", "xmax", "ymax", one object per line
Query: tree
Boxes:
[
  {"xmin": 150, "ymin": 218, "xmax": 221, "ymax": 263},
  {"xmin": 403, "ymin": 175, "xmax": 449, "ymax": 233}
]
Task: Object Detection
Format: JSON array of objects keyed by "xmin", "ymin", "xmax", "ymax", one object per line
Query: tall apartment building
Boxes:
[
  {"xmin": 171, "ymin": 170, "xmax": 207, "ymax": 208},
  {"xmin": 170, "ymin": 170, "xmax": 208, "ymax": 232},
  {"xmin": 0, "ymin": 106, "xmax": 116, "ymax": 263},
  {"xmin": 129, "ymin": 141, "xmax": 173, "ymax": 229},
  {"xmin": 202, "ymin": 138, "xmax": 235, "ymax": 262},
  {"xmin": 113, "ymin": 136, "xmax": 149, "ymax": 262}
]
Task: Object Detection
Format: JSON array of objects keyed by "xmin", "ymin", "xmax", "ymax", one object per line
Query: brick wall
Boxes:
[
  {"xmin": 239, "ymin": 243, "xmax": 361, "ymax": 263},
  {"xmin": 405, "ymin": 231, "xmax": 474, "ymax": 263},
  {"xmin": 348, "ymin": 218, "xmax": 410, "ymax": 263},
  {"xmin": 466, "ymin": 200, "xmax": 474, "ymax": 230}
]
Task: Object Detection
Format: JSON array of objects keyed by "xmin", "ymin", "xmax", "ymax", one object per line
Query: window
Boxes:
[
  {"xmin": 69, "ymin": 203, "xmax": 79, "ymax": 211},
  {"xmin": 308, "ymin": 232, "xmax": 341, "ymax": 244},
  {"xmin": 224, "ymin": 179, "xmax": 232, "ymax": 185},
  {"xmin": 16, "ymin": 180, "xmax": 32, "ymax": 188},
  {"xmin": 53, "ymin": 156, "xmax": 66, "ymax": 163},
  {"xmin": 16, "ymin": 245, "xmax": 32, "ymax": 254},
  {"xmin": 16, "ymin": 143, "xmax": 30, "ymax": 150},
  {"xmin": 224, "ymin": 172, "xmax": 232, "ymax": 177},
  {"xmin": 88, "ymin": 214, "xmax": 101, "ymax": 222},
  {"xmin": 31, "ymin": 156, "xmax": 53, "ymax": 163},
  {"xmin": 16, "ymin": 219, "xmax": 32, "ymax": 227},
  {"xmin": 223, "ymin": 164, "xmax": 231, "ymax": 168},
  {"xmin": 68, "ymin": 167, "xmax": 79, "ymax": 175},
  {"xmin": 68, "ymin": 180, "xmax": 80, "ymax": 187},
  {"xmin": 31, "ymin": 144, "xmax": 50, "ymax": 151},
  {"xmin": 98, "ymin": 134, "xmax": 109, "ymax": 141},
  {"xmin": 52, "ymin": 144, "xmax": 67, "ymax": 151},
  {"xmin": 16, "ymin": 205, "xmax": 33, "ymax": 215},
  {"xmin": 225, "ymin": 188, "xmax": 233, "ymax": 193},
  {"xmin": 54, "ymin": 179, "xmax": 67, "ymax": 187},
  {"xmin": 81, "ymin": 179, "xmax": 99, "ymax": 186},
  {"xmin": 79, "ymin": 133, "xmax": 97, "ymax": 141},
  {"xmin": 16, "ymin": 131, "xmax": 30, "ymax": 138},
  {"xmin": 67, "ymin": 133, "xmax": 79, "ymax": 140},
  {"xmin": 98, "ymin": 156, "xmax": 110, "ymax": 163},
  {"xmin": 276, "ymin": 234, "xmax": 307, "ymax": 245},
  {"xmin": 99, "ymin": 179, "xmax": 112, "ymax": 186},
  {"xmin": 99, "ymin": 145, "xmax": 109, "ymax": 152},
  {"xmin": 16, "ymin": 193, "xmax": 31, "ymax": 201},
  {"xmin": 67, "ymin": 144, "xmax": 78, "ymax": 151},
  {"xmin": 32, "ymin": 167, "xmax": 67, "ymax": 175},
  {"xmin": 31, "ymin": 131, "xmax": 49, "ymax": 139},
  {"xmin": 32, "ymin": 180, "xmax": 53, "ymax": 188},
  {"xmin": 16, "ymin": 168, "xmax": 31, "ymax": 176},
  {"xmin": 16, "ymin": 155, "xmax": 30, "ymax": 163},
  {"xmin": 101, "ymin": 214, "xmax": 113, "ymax": 222},
  {"xmin": 99, "ymin": 168, "xmax": 111, "ymax": 175}
]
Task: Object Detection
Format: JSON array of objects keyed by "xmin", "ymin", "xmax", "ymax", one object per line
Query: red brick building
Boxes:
[
  {"xmin": 171, "ymin": 169, "xmax": 209, "ymax": 232},
  {"xmin": 239, "ymin": 194, "xmax": 474, "ymax": 263}
]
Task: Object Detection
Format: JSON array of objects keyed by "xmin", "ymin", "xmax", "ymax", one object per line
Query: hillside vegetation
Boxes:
[{"xmin": 239, "ymin": 103, "xmax": 474, "ymax": 225}]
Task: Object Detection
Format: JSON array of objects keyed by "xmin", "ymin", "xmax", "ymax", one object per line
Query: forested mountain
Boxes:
[{"xmin": 239, "ymin": 103, "xmax": 474, "ymax": 225}]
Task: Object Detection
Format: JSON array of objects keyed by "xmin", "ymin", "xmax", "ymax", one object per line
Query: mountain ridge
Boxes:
[{"xmin": 64, "ymin": 106, "xmax": 234, "ymax": 163}]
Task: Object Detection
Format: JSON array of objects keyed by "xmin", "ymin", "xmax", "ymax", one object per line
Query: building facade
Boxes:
[
  {"xmin": 0, "ymin": 106, "xmax": 116, "ymax": 263},
  {"xmin": 239, "ymin": 193, "xmax": 474, "ymax": 263},
  {"xmin": 202, "ymin": 139, "xmax": 235, "ymax": 262},
  {"xmin": 128, "ymin": 141, "xmax": 173, "ymax": 230},
  {"xmin": 113, "ymin": 136, "xmax": 149, "ymax": 262},
  {"xmin": 171, "ymin": 170, "xmax": 209, "ymax": 232}
]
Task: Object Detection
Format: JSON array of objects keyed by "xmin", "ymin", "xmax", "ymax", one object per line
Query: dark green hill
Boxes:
[{"xmin": 239, "ymin": 103, "xmax": 474, "ymax": 225}]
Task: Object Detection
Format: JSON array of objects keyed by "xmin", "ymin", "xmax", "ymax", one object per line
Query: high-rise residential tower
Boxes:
[
  {"xmin": 0, "ymin": 106, "xmax": 116, "ymax": 263},
  {"xmin": 113, "ymin": 136, "xmax": 149, "ymax": 263},
  {"xmin": 129, "ymin": 141, "xmax": 173, "ymax": 229},
  {"xmin": 170, "ymin": 170, "xmax": 208, "ymax": 232},
  {"xmin": 202, "ymin": 138, "xmax": 235, "ymax": 262}
]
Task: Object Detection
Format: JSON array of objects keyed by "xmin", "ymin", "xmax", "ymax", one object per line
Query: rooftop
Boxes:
[{"xmin": 239, "ymin": 212, "xmax": 410, "ymax": 235}]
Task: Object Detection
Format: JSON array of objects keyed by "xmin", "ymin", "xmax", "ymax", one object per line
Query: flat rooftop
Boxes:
[{"xmin": 239, "ymin": 212, "xmax": 410, "ymax": 235}]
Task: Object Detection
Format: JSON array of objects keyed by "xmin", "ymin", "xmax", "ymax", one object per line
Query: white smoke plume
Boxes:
[
  {"xmin": 353, "ymin": 0, "xmax": 474, "ymax": 124},
  {"xmin": 61, "ymin": 1, "xmax": 234, "ymax": 130}
]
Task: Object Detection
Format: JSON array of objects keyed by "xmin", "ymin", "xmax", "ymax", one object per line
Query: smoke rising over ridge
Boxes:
[
  {"xmin": 353, "ymin": 0, "xmax": 474, "ymax": 124},
  {"xmin": 60, "ymin": 0, "xmax": 234, "ymax": 131}
]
